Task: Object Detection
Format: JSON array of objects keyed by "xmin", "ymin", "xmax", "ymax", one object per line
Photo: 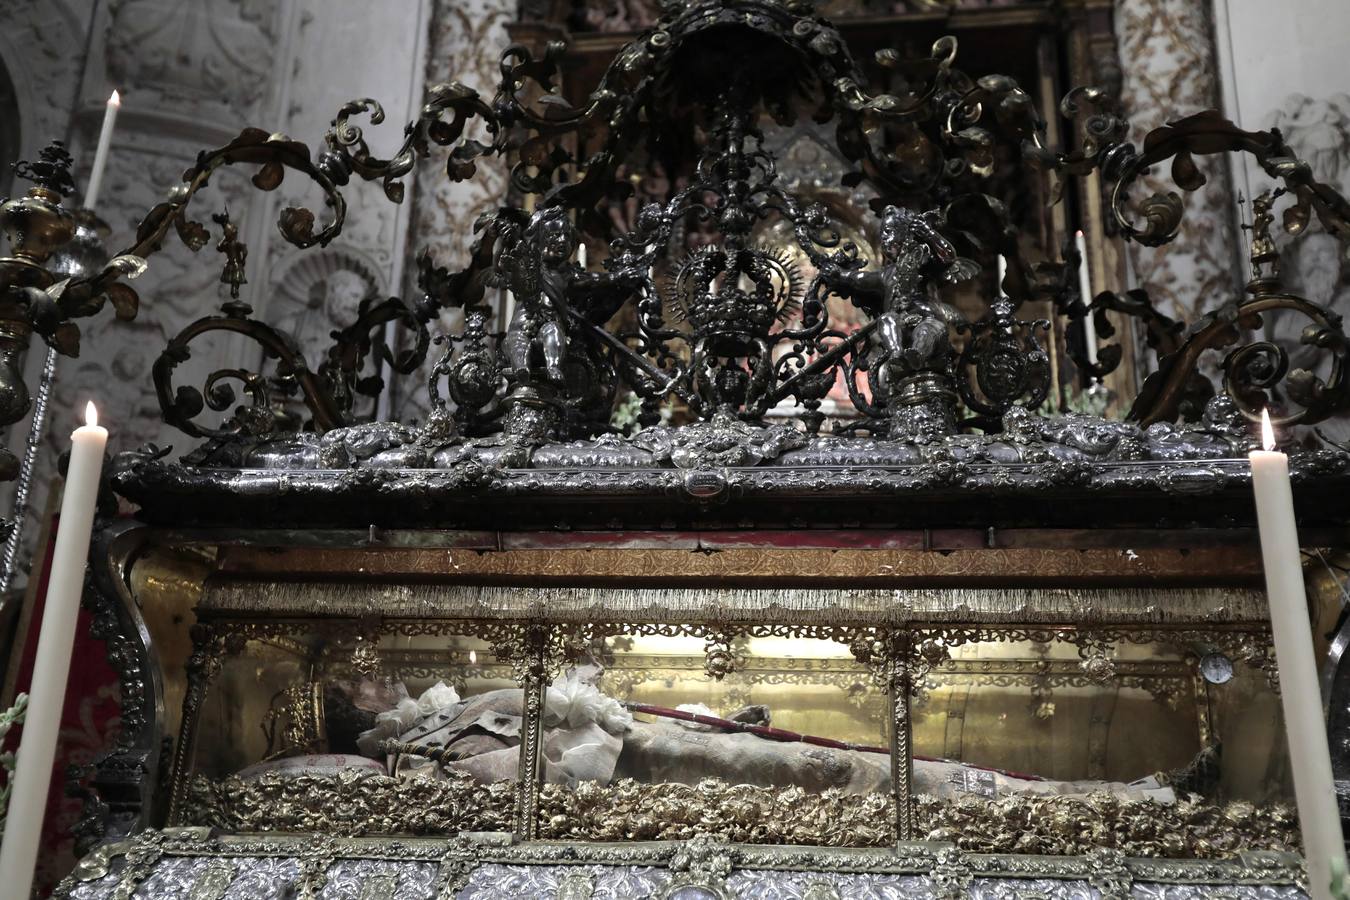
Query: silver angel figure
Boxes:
[
  {"xmin": 819, "ymin": 205, "xmax": 959, "ymax": 376},
  {"xmin": 501, "ymin": 207, "xmax": 643, "ymax": 387}
]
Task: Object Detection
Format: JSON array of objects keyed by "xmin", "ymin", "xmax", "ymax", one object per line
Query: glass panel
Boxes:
[
  {"xmin": 912, "ymin": 638, "xmax": 1205, "ymax": 795},
  {"xmin": 907, "ymin": 633, "xmax": 1296, "ymax": 856},
  {"xmin": 537, "ymin": 630, "xmax": 895, "ymax": 847},
  {"xmin": 183, "ymin": 627, "xmax": 519, "ymax": 837}
]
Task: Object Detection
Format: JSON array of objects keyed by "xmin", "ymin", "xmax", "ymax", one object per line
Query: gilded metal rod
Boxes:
[
  {"xmin": 167, "ymin": 628, "xmax": 220, "ymax": 825},
  {"xmin": 891, "ymin": 632, "xmax": 915, "ymax": 843},
  {"xmin": 513, "ymin": 628, "xmax": 548, "ymax": 841},
  {"xmin": 0, "ymin": 346, "xmax": 57, "ymax": 598}
]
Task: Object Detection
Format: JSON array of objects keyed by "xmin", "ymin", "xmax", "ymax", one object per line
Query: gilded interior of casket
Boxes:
[{"xmin": 104, "ymin": 540, "xmax": 1301, "ymax": 860}]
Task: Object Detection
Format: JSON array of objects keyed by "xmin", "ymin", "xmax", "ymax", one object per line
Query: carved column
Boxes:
[
  {"xmin": 1113, "ymin": 0, "xmax": 1243, "ymax": 325},
  {"xmin": 889, "ymin": 634, "xmax": 916, "ymax": 842},
  {"xmin": 166, "ymin": 623, "xmax": 227, "ymax": 824},
  {"xmin": 513, "ymin": 623, "xmax": 550, "ymax": 840},
  {"xmin": 851, "ymin": 627, "xmax": 915, "ymax": 842}
]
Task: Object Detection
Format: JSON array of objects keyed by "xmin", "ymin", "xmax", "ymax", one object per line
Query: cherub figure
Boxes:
[
  {"xmin": 817, "ymin": 205, "xmax": 960, "ymax": 376},
  {"xmin": 1246, "ymin": 190, "xmax": 1281, "ymax": 281},
  {"xmin": 501, "ymin": 206, "xmax": 644, "ymax": 385},
  {"xmin": 212, "ymin": 209, "xmax": 248, "ymax": 300}
]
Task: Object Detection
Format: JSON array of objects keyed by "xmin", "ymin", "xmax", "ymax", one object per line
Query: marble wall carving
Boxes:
[
  {"xmin": 1267, "ymin": 95, "xmax": 1350, "ymax": 292},
  {"xmin": 565, "ymin": 0, "xmax": 1026, "ymax": 33},
  {"xmin": 393, "ymin": 0, "xmax": 514, "ymax": 423},
  {"xmin": 0, "ymin": 2, "xmax": 437, "ymax": 882},
  {"xmin": 0, "ymin": 0, "xmax": 435, "ymax": 569},
  {"xmin": 1212, "ymin": 0, "xmax": 1350, "ymax": 441},
  {"xmin": 1269, "ymin": 94, "xmax": 1350, "ymax": 197},
  {"xmin": 1114, "ymin": 0, "xmax": 1242, "ymax": 326},
  {"xmin": 103, "ymin": 0, "xmax": 279, "ymax": 123},
  {"xmin": 1265, "ymin": 92, "xmax": 1350, "ymax": 420},
  {"xmin": 0, "ymin": 0, "xmax": 90, "ymax": 175},
  {"xmin": 243, "ymin": 0, "xmax": 431, "ymax": 423}
]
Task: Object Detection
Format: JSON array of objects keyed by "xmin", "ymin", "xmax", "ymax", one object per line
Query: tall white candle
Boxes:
[
  {"xmin": 1075, "ymin": 230, "xmax": 1099, "ymax": 367},
  {"xmin": 1251, "ymin": 409, "xmax": 1347, "ymax": 900},
  {"xmin": 0, "ymin": 403, "xmax": 107, "ymax": 898},
  {"xmin": 577, "ymin": 243, "xmax": 587, "ymax": 270},
  {"xmin": 995, "ymin": 254, "xmax": 1007, "ymax": 299},
  {"xmin": 83, "ymin": 90, "xmax": 120, "ymax": 211}
]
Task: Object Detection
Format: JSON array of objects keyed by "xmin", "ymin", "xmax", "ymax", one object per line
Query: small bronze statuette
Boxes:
[{"xmin": 212, "ymin": 209, "xmax": 248, "ymax": 303}]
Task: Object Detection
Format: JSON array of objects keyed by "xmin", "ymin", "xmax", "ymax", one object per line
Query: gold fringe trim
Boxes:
[{"xmin": 199, "ymin": 581, "xmax": 1268, "ymax": 626}]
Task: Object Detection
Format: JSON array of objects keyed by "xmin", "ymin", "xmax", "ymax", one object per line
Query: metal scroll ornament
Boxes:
[{"xmin": 5, "ymin": 0, "xmax": 1349, "ymax": 461}]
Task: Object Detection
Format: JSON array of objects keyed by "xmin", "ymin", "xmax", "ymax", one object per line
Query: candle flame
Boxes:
[
  {"xmin": 85, "ymin": 401, "xmax": 98, "ymax": 428},
  {"xmin": 1076, "ymin": 229, "xmax": 1085, "ymax": 239},
  {"xmin": 1261, "ymin": 407, "xmax": 1275, "ymax": 451},
  {"xmin": 109, "ymin": 89, "xmax": 121, "ymax": 107},
  {"xmin": 469, "ymin": 650, "xmax": 477, "ymax": 665}
]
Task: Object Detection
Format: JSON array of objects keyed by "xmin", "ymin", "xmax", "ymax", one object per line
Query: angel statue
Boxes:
[
  {"xmin": 500, "ymin": 206, "xmax": 644, "ymax": 386},
  {"xmin": 816, "ymin": 205, "xmax": 966, "ymax": 437},
  {"xmin": 821, "ymin": 206, "xmax": 960, "ymax": 371}
]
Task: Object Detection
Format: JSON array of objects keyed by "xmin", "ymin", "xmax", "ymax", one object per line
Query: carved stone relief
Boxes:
[
  {"xmin": 247, "ymin": 0, "xmax": 430, "ymax": 347},
  {"xmin": 269, "ymin": 247, "xmax": 385, "ymax": 365},
  {"xmin": 65, "ymin": 144, "xmax": 260, "ymax": 453},
  {"xmin": 1211, "ymin": 0, "xmax": 1350, "ymax": 441},
  {"xmin": 1265, "ymin": 94, "xmax": 1350, "ymax": 314},
  {"xmin": 1261, "ymin": 93, "xmax": 1350, "ymax": 443},
  {"xmin": 104, "ymin": 0, "xmax": 278, "ymax": 123},
  {"xmin": 1114, "ymin": 0, "xmax": 1241, "ymax": 324},
  {"xmin": 0, "ymin": 2, "xmax": 434, "ymax": 879},
  {"xmin": 267, "ymin": 244, "xmax": 387, "ymax": 421},
  {"xmin": 0, "ymin": 0, "xmax": 89, "ymax": 166},
  {"xmin": 564, "ymin": 0, "xmax": 1025, "ymax": 33}
]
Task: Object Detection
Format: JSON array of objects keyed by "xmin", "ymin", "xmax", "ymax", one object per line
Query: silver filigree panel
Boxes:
[
  {"xmin": 968, "ymin": 882, "xmax": 1099, "ymax": 899},
  {"xmin": 58, "ymin": 860, "xmax": 1315, "ymax": 900},
  {"xmin": 450, "ymin": 868, "xmax": 1311, "ymax": 899},
  {"xmin": 459, "ymin": 863, "xmax": 670, "ymax": 898},
  {"xmin": 65, "ymin": 872, "xmax": 120, "ymax": 900},
  {"xmin": 132, "ymin": 856, "xmax": 224, "ymax": 898},
  {"xmin": 320, "ymin": 859, "xmax": 439, "ymax": 900},
  {"xmin": 1131, "ymin": 885, "xmax": 1306, "ymax": 899},
  {"xmin": 220, "ymin": 857, "xmax": 302, "ymax": 900},
  {"xmin": 727, "ymin": 870, "xmax": 936, "ymax": 898}
]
